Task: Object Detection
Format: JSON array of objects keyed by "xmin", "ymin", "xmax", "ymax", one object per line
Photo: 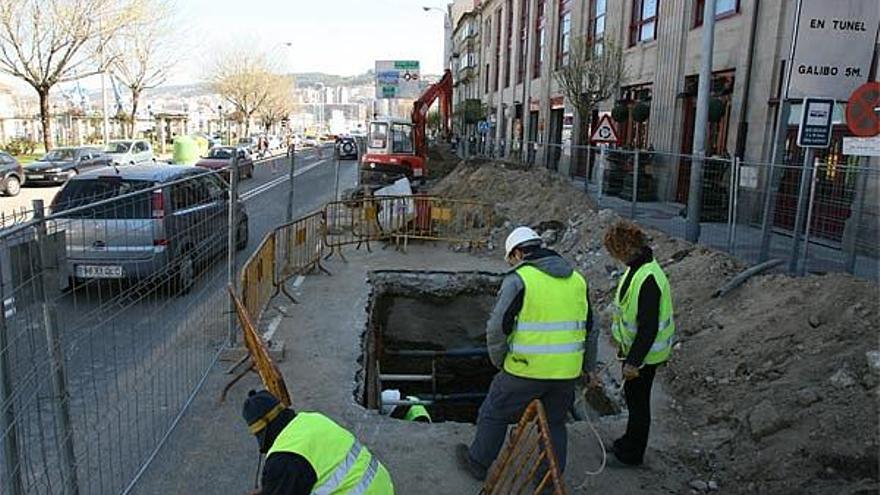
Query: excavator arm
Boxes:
[{"xmin": 411, "ymin": 69, "xmax": 453, "ymax": 159}]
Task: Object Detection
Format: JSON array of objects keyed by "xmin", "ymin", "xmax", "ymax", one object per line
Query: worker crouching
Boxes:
[
  {"xmin": 456, "ymin": 226, "xmax": 597, "ymax": 481},
  {"xmin": 243, "ymin": 390, "xmax": 395, "ymax": 494},
  {"xmin": 604, "ymin": 221, "xmax": 676, "ymax": 466}
]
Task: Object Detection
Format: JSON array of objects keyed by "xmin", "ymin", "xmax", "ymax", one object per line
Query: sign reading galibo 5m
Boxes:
[{"xmin": 787, "ymin": 0, "xmax": 879, "ymax": 101}]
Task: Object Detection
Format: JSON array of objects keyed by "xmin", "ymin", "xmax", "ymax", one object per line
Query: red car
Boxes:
[{"xmin": 195, "ymin": 146, "xmax": 254, "ymax": 181}]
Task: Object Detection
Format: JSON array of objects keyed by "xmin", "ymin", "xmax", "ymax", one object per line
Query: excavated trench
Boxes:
[{"xmin": 357, "ymin": 270, "xmax": 620, "ymax": 424}]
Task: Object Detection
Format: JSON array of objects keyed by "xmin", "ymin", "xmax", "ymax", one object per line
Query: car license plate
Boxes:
[
  {"xmin": 28, "ymin": 174, "xmax": 43, "ymax": 180},
  {"xmin": 76, "ymin": 265, "xmax": 124, "ymax": 279}
]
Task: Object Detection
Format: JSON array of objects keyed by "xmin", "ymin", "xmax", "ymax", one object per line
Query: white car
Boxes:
[
  {"xmin": 267, "ymin": 135, "xmax": 282, "ymax": 150},
  {"xmin": 104, "ymin": 140, "xmax": 154, "ymax": 166}
]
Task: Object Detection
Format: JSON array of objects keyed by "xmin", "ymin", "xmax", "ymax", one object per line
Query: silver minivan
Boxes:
[{"xmin": 50, "ymin": 165, "xmax": 248, "ymax": 293}]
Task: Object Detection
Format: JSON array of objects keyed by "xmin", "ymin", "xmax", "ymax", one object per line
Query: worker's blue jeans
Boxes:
[{"xmin": 468, "ymin": 371, "xmax": 576, "ymax": 472}]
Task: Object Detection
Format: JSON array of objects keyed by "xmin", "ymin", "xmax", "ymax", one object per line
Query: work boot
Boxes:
[{"xmin": 456, "ymin": 443, "xmax": 487, "ymax": 481}]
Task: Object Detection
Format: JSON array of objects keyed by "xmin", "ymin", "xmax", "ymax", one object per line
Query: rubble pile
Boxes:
[{"xmin": 433, "ymin": 160, "xmax": 880, "ymax": 494}]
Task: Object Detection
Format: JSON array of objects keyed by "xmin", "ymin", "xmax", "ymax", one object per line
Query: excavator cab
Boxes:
[
  {"xmin": 360, "ymin": 69, "xmax": 452, "ymax": 189},
  {"xmin": 362, "ymin": 117, "xmax": 425, "ymax": 187}
]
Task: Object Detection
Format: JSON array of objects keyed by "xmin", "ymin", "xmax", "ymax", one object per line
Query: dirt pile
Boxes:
[
  {"xmin": 433, "ymin": 161, "xmax": 880, "ymax": 494},
  {"xmin": 426, "ymin": 144, "xmax": 463, "ymax": 180}
]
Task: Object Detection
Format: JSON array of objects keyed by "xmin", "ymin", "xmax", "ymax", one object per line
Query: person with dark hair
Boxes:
[
  {"xmin": 242, "ymin": 390, "xmax": 395, "ymax": 494},
  {"xmin": 603, "ymin": 221, "xmax": 676, "ymax": 466},
  {"xmin": 456, "ymin": 226, "xmax": 597, "ymax": 481}
]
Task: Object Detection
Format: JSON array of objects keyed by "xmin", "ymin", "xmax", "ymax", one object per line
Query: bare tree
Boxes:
[
  {"xmin": 209, "ymin": 49, "xmax": 275, "ymax": 137},
  {"xmin": 0, "ymin": 0, "xmax": 146, "ymax": 150},
  {"xmin": 257, "ymin": 74, "xmax": 294, "ymax": 133},
  {"xmin": 554, "ymin": 37, "xmax": 625, "ymax": 177},
  {"xmin": 109, "ymin": 1, "xmax": 174, "ymax": 138}
]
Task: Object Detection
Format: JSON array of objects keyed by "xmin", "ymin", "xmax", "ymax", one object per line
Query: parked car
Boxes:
[
  {"xmin": 195, "ymin": 146, "xmax": 254, "ymax": 181},
  {"xmin": 237, "ymin": 137, "xmax": 257, "ymax": 153},
  {"xmin": 335, "ymin": 136, "xmax": 359, "ymax": 160},
  {"xmin": 25, "ymin": 147, "xmax": 111, "ymax": 186},
  {"xmin": 50, "ymin": 165, "xmax": 249, "ymax": 293},
  {"xmin": 104, "ymin": 140, "xmax": 154, "ymax": 166},
  {"xmin": 0, "ymin": 152, "xmax": 24, "ymax": 197}
]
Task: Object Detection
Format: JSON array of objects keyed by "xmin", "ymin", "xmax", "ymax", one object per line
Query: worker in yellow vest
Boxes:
[
  {"xmin": 456, "ymin": 226, "xmax": 597, "ymax": 481},
  {"xmin": 604, "ymin": 221, "xmax": 675, "ymax": 466},
  {"xmin": 381, "ymin": 389, "xmax": 432, "ymax": 423},
  {"xmin": 242, "ymin": 390, "xmax": 395, "ymax": 494}
]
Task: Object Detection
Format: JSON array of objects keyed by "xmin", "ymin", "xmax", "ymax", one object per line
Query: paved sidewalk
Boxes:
[{"xmin": 133, "ymin": 244, "xmax": 696, "ymax": 494}]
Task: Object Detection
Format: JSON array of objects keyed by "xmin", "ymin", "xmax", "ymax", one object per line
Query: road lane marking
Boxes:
[{"xmin": 241, "ymin": 158, "xmax": 333, "ymax": 202}]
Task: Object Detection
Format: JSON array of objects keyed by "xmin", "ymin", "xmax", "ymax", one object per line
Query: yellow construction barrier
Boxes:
[
  {"xmin": 275, "ymin": 210, "xmax": 328, "ymax": 282},
  {"xmin": 240, "ymin": 231, "xmax": 276, "ymax": 324},
  {"xmin": 323, "ymin": 195, "xmax": 493, "ymax": 258},
  {"xmin": 229, "ymin": 287, "xmax": 292, "ymax": 406},
  {"xmin": 481, "ymin": 399, "xmax": 568, "ymax": 495}
]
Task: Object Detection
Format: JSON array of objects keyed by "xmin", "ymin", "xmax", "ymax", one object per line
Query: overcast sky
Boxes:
[{"xmin": 1, "ymin": 0, "xmax": 449, "ymax": 94}]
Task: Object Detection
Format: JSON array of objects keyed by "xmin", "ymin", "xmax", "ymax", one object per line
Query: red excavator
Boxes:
[{"xmin": 361, "ymin": 69, "xmax": 452, "ymax": 188}]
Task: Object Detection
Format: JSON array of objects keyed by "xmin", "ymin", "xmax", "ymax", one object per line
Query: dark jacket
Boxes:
[
  {"xmin": 617, "ymin": 246, "xmax": 661, "ymax": 368},
  {"xmin": 486, "ymin": 248, "xmax": 596, "ymax": 374},
  {"xmin": 259, "ymin": 410, "xmax": 317, "ymax": 495}
]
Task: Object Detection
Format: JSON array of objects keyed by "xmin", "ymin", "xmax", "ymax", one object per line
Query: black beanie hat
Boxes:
[{"xmin": 242, "ymin": 390, "xmax": 282, "ymax": 435}]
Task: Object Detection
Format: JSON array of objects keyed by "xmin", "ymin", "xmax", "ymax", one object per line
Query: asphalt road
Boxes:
[{"xmin": 0, "ymin": 145, "xmax": 360, "ymax": 494}]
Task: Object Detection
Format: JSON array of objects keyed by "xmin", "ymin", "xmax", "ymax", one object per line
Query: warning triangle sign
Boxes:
[{"xmin": 590, "ymin": 115, "xmax": 620, "ymax": 144}]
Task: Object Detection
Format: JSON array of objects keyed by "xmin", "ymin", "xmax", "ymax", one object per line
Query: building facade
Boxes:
[{"xmin": 452, "ymin": 0, "xmax": 878, "ymax": 250}]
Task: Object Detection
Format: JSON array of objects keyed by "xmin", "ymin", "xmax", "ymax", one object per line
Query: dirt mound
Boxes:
[
  {"xmin": 433, "ymin": 161, "xmax": 880, "ymax": 494},
  {"xmin": 432, "ymin": 162, "xmax": 596, "ymax": 228},
  {"xmin": 426, "ymin": 144, "xmax": 462, "ymax": 180},
  {"xmin": 667, "ymin": 272, "xmax": 880, "ymax": 494}
]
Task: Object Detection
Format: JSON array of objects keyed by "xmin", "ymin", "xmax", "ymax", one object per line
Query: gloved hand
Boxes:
[{"xmin": 622, "ymin": 364, "xmax": 640, "ymax": 381}]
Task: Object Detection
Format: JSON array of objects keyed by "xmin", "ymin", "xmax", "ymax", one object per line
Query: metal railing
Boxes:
[
  {"xmin": 469, "ymin": 142, "xmax": 879, "ymax": 283},
  {"xmin": 0, "ymin": 171, "xmax": 235, "ymax": 494}
]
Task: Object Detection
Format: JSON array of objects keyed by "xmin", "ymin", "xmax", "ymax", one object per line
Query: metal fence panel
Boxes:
[
  {"xmin": 470, "ymin": 142, "xmax": 878, "ymax": 283},
  {"xmin": 0, "ymin": 171, "xmax": 233, "ymax": 494}
]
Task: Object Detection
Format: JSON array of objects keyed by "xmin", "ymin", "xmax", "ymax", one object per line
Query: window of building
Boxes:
[
  {"xmin": 589, "ymin": 0, "xmax": 607, "ymax": 55},
  {"xmin": 505, "ymin": 0, "xmax": 514, "ymax": 87},
  {"xmin": 557, "ymin": 0, "xmax": 572, "ymax": 68},
  {"xmin": 534, "ymin": 0, "xmax": 545, "ymax": 76},
  {"xmin": 694, "ymin": 0, "xmax": 740, "ymax": 26},
  {"xmin": 494, "ymin": 8, "xmax": 502, "ymax": 91},
  {"xmin": 485, "ymin": 64, "xmax": 491, "ymax": 92},
  {"xmin": 629, "ymin": 0, "xmax": 659, "ymax": 46},
  {"xmin": 517, "ymin": 0, "xmax": 529, "ymax": 83},
  {"xmin": 485, "ymin": 19, "xmax": 492, "ymax": 47}
]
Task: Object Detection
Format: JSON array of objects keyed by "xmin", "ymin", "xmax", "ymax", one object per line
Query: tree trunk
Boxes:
[
  {"xmin": 130, "ymin": 89, "xmax": 141, "ymax": 139},
  {"xmin": 38, "ymin": 87, "xmax": 53, "ymax": 151}
]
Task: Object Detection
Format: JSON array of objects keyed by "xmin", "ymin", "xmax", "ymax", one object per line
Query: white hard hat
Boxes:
[
  {"xmin": 505, "ymin": 226, "xmax": 542, "ymax": 258},
  {"xmin": 380, "ymin": 389, "xmax": 400, "ymax": 415}
]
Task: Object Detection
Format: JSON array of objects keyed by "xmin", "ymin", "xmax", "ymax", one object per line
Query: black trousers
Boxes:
[
  {"xmin": 614, "ymin": 363, "xmax": 658, "ymax": 465},
  {"xmin": 469, "ymin": 371, "xmax": 576, "ymax": 472}
]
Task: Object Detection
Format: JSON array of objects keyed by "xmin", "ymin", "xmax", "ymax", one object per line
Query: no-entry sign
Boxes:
[{"xmin": 845, "ymin": 82, "xmax": 880, "ymax": 137}]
